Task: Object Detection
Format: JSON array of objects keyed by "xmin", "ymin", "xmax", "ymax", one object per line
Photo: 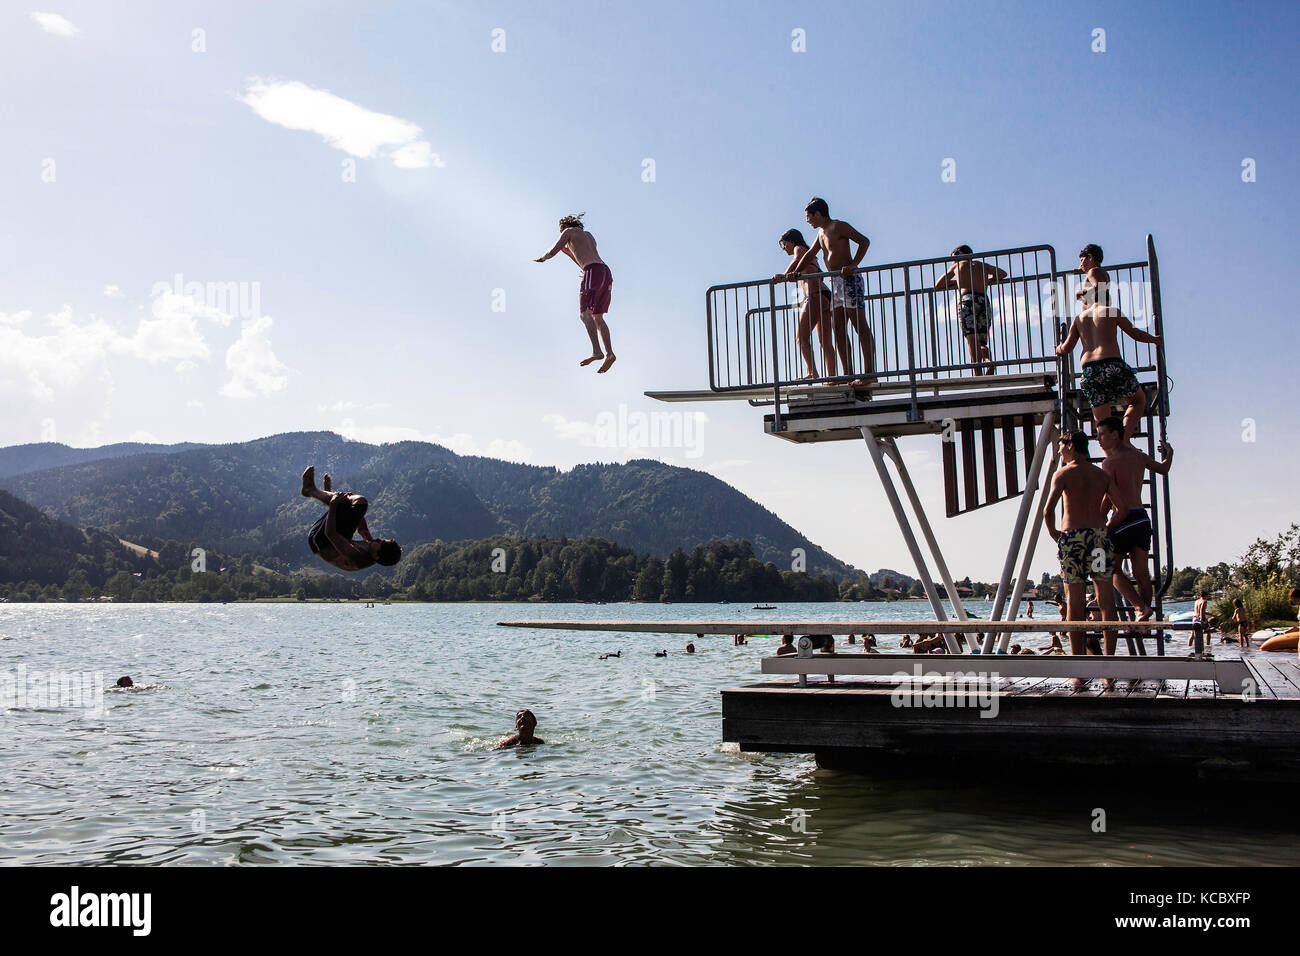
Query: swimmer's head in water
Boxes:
[
  {"xmin": 515, "ymin": 709, "xmax": 537, "ymax": 731},
  {"xmin": 373, "ymin": 539, "xmax": 402, "ymax": 566},
  {"xmin": 685, "ymin": 642, "xmax": 695, "ymax": 654},
  {"xmin": 116, "ymin": 676, "xmax": 134, "ymax": 687},
  {"xmin": 559, "ymin": 213, "xmax": 585, "ymax": 231}
]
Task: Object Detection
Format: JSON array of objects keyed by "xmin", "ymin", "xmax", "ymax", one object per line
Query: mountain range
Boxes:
[{"xmin": 0, "ymin": 431, "xmax": 863, "ymax": 578}]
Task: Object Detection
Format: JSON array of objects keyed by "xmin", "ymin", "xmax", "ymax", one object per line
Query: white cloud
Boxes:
[
  {"xmin": 128, "ymin": 431, "xmax": 159, "ymax": 444},
  {"xmin": 0, "ymin": 310, "xmax": 32, "ymax": 325},
  {"xmin": 239, "ymin": 78, "xmax": 440, "ymax": 169},
  {"xmin": 30, "ymin": 12, "xmax": 79, "ymax": 37},
  {"xmin": 316, "ymin": 400, "xmax": 391, "ymax": 413},
  {"xmin": 103, "ymin": 284, "xmax": 123, "ymax": 298},
  {"xmin": 150, "ymin": 290, "xmax": 233, "ymax": 327},
  {"xmin": 335, "ymin": 421, "xmax": 532, "ymax": 462},
  {"xmin": 219, "ymin": 316, "xmax": 289, "ymax": 399},
  {"xmin": 542, "ymin": 412, "xmax": 599, "ymax": 445}
]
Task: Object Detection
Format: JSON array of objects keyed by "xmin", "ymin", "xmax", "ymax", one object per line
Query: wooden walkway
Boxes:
[{"xmin": 722, "ymin": 647, "xmax": 1300, "ymax": 779}]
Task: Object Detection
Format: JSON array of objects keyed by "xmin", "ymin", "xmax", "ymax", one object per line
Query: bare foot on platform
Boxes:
[
  {"xmin": 580, "ymin": 353, "xmax": 604, "ymax": 367},
  {"xmin": 301, "ymin": 466, "xmax": 315, "ymax": 497},
  {"xmin": 597, "ymin": 354, "xmax": 617, "ymax": 373}
]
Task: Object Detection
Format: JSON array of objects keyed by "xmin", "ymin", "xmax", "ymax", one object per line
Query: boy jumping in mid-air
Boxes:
[
  {"xmin": 300, "ymin": 466, "xmax": 401, "ymax": 571},
  {"xmin": 787, "ymin": 197, "xmax": 874, "ymax": 388},
  {"xmin": 535, "ymin": 213, "xmax": 615, "ymax": 373},
  {"xmin": 934, "ymin": 244, "xmax": 1008, "ymax": 376},
  {"xmin": 1056, "ymin": 243, "xmax": 1162, "ymax": 442}
]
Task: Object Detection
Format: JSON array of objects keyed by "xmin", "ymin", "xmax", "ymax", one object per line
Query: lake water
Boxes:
[{"xmin": 2, "ymin": 600, "xmax": 1296, "ymax": 866}]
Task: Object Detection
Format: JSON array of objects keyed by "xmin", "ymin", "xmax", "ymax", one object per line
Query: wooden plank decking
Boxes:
[{"xmin": 721, "ymin": 647, "xmax": 1300, "ymax": 779}]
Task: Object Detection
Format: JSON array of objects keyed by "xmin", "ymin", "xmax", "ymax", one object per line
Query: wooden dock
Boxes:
[{"xmin": 723, "ymin": 646, "xmax": 1300, "ymax": 779}]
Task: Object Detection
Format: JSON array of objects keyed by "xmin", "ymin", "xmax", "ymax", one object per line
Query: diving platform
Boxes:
[{"xmin": 647, "ymin": 237, "xmax": 1175, "ymax": 634}]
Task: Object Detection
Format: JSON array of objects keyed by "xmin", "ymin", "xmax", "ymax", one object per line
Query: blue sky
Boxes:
[{"xmin": 2, "ymin": 0, "xmax": 1296, "ymax": 580}]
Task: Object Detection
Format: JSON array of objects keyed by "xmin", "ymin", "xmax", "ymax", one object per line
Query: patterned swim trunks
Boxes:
[
  {"xmin": 1080, "ymin": 357, "xmax": 1139, "ymax": 409},
  {"xmin": 829, "ymin": 272, "xmax": 866, "ymax": 309},
  {"xmin": 1057, "ymin": 527, "xmax": 1113, "ymax": 584},
  {"xmin": 958, "ymin": 291, "xmax": 991, "ymax": 341}
]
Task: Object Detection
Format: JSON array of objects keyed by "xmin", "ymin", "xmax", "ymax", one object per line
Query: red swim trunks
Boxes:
[{"xmin": 579, "ymin": 263, "xmax": 612, "ymax": 314}]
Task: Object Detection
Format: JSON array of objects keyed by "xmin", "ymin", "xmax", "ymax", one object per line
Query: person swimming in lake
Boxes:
[
  {"xmin": 301, "ymin": 466, "xmax": 401, "ymax": 571},
  {"xmin": 497, "ymin": 709, "xmax": 544, "ymax": 748},
  {"xmin": 535, "ymin": 213, "xmax": 615, "ymax": 373}
]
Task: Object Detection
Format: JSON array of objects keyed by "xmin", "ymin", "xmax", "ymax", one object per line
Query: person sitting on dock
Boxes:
[
  {"xmin": 1097, "ymin": 416, "xmax": 1173, "ymax": 621},
  {"xmin": 535, "ymin": 213, "xmax": 616, "ymax": 373},
  {"xmin": 1043, "ymin": 432, "xmax": 1127, "ymax": 654},
  {"xmin": 913, "ymin": 632, "xmax": 945, "ymax": 654},
  {"xmin": 497, "ymin": 709, "xmax": 544, "ymax": 748},
  {"xmin": 787, "ymin": 197, "xmax": 875, "ymax": 387},
  {"xmin": 775, "ymin": 634, "xmax": 797, "ymax": 656},
  {"xmin": 1056, "ymin": 245, "xmax": 1162, "ymax": 442},
  {"xmin": 934, "ymin": 245, "xmax": 1007, "ymax": 376},
  {"xmin": 777, "ymin": 228, "xmax": 836, "ymax": 379},
  {"xmin": 301, "ymin": 467, "xmax": 401, "ymax": 572}
]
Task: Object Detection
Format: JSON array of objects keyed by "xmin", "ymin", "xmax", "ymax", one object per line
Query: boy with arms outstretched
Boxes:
[{"xmin": 535, "ymin": 213, "xmax": 616, "ymax": 373}]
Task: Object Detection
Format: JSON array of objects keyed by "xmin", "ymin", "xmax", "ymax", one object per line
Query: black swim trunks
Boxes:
[
  {"xmin": 308, "ymin": 495, "xmax": 367, "ymax": 556},
  {"xmin": 958, "ymin": 291, "xmax": 991, "ymax": 341},
  {"xmin": 1080, "ymin": 357, "xmax": 1139, "ymax": 409},
  {"xmin": 1107, "ymin": 508, "xmax": 1152, "ymax": 555}
]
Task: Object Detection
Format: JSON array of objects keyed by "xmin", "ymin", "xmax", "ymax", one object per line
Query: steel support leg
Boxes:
[
  {"xmin": 997, "ymin": 448, "xmax": 1060, "ymax": 653},
  {"xmin": 990, "ymin": 411, "xmax": 1057, "ymax": 625},
  {"xmin": 882, "ymin": 439, "xmax": 969, "ymax": 623},
  {"xmin": 861, "ymin": 426, "xmax": 958, "ymax": 653}
]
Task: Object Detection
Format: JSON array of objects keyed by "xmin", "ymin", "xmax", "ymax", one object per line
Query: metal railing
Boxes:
[{"xmin": 706, "ymin": 245, "xmax": 1065, "ymax": 412}]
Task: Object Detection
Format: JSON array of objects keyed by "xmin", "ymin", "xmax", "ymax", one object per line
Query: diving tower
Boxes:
[{"xmin": 648, "ymin": 237, "xmax": 1174, "ymax": 652}]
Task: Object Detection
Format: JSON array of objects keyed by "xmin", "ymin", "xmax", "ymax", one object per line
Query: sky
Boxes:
[{"xmin": 1, "ymin": 0, "xmax": 1297, "ymax": 581}]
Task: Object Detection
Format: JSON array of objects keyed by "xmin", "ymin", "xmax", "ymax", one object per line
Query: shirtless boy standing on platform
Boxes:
[
  {"xmin": 535, "ymin": 213, "xmax": 615, "ymax": 373},
  {"xmin": 1043, "ymin": 431, "xmax": 1128, "ymax": 655},
  {"xmin": 301, "ymin": 466, "xmax": 401, "ymax": 571},
  {"xmin": 776, "ymin": 228, "xmax": 836, "ymax": 378},
  {"xmin": 787, "ymin": 197, "xmax": 874, "ymax": 387},
  {"xmin": 1096, "ymin": 416, "xmax": 1173, "ymax": 621},
  {"xmin": 934, "ymin": 244, "xmax": 1008, "ymax": 375},
  {"xmin": 1056, "ymin": 244, "xmax": 1162, "ymax": 441}
]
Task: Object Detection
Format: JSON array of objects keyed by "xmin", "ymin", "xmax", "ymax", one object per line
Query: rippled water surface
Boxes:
[{"xmin": 2, "ymin": 601, "xmax": 1296, "ymax": 866}]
